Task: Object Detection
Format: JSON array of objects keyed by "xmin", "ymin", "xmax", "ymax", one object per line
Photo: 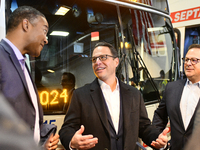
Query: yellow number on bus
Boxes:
[
  {"xmin": 40, "ymin": 91, "xmax": 49, "ymax": 105},
  {"xmin": 60, "ymin": 89, "xmax": 68, "ymax": 103},
  {"xmin": 50, "ymin": 90, "xmax": 59, "ymax": 105}
]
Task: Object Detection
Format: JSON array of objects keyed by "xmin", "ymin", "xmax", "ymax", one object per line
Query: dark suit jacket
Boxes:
[
  {"xmin": 0, "ymin": 39, "xmax": 43, "ymax": 133},
  {"xmin": 59, "ymin": 78, "xmax": 160, "ymax": 150},
  {"xmin": 152, "ymin": 79, "xmax": 200, "ymax": 150}
]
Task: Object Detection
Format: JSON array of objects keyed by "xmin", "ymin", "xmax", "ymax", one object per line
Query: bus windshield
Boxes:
[
  {"xmin": 119, "ymin": 6, "xmax": 176, "ymax": 103},
  {"xmin": 6, "ymin": 0, "xmax": 178, "ymax": 114}
]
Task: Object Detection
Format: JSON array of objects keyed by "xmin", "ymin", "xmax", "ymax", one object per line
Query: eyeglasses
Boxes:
[
  {"xmin": 182, "ymin": 57, "xmax": 200, "ymax": 65},
  {"xmin": 90, "ymin": 55, "xmax": 117, "ymax": 63}
]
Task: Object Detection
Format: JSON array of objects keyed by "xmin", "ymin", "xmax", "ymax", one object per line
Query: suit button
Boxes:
[{"xmin": 116, "ymin": 137, "xmax": 119, "ymax": 141}]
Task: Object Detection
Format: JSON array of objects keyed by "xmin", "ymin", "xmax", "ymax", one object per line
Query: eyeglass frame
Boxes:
[
  {"xmin": 182, "ymin": 57, "xmax": 200, "ymax": 65},
  {"xmin": 90, "ymin": 54, "xmax": 117, "ymax": 63}
]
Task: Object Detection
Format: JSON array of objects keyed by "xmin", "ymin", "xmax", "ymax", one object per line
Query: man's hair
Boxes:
[
  {"xmin": 62, "ymin": 72, "xmax": 76, "ymax": 86},
  {"xmin": 7, "ymin": 6, "xmax": 45, "ymax": 32},
  {"xmin": 188, "ymin": 44, "xmax": 200, "ymax": 50},
  {"xmin": 93, "ymin": 42, "xmax": 118, "ymax": 57}
]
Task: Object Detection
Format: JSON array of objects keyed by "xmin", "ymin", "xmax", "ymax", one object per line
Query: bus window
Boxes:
[
  {"xmin": 118, "ymin": 6, "xmax": 177, "ymax": 102},
  {"xmin": 33, "ymin": 1, "xmax": 120, "ymax": 114},
  {"xmin": 4, "ymin": 0, "xmax": 179, "ymax": 116},
  {"xmin": 184, "ymin": 27, "xmax": 200, "ymax": 57}
]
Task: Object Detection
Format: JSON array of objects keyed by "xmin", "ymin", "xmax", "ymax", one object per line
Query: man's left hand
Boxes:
[
  {"xmin": 151, "ymin": 128, "xmax": 169, "ymax": 149},
  {"xmin": 45, "ymin": 133, "xmax": 60, "ymax": 150}
]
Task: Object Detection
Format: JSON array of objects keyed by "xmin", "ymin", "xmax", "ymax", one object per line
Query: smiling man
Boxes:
[
  {"xmin": 153, "ymin": 44, "xmax": 200, "ymax": 150},
  {"xmin": 59, "ymin": 41, "xmax": 168, "ymax": 150},
  {"xmin": 0, "ymin": 6, "xmax": 59, "ymax": 150}
]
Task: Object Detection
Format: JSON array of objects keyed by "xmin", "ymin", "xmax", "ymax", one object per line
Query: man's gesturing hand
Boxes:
[
  {"xmin": 70, "ymin": 125, "xmax": 98, "ymax": 150},
  {"xmin": 151, "ymin": 128, "xmax": 169, "ymax": 149}
]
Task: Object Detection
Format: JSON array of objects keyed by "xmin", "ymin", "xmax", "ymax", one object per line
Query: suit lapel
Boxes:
[
  {"xmin": 1, "ymin": 40, "xmax": 35, "ymax": 105},
  {"xmin": 175, "ymin": 79, "xmax": 187, "ymax": 131},
  {"xmin": 10, "ymin": 53, "xmax": 32, "ymax": 101},
  {"xmin": 119, "ymin": 81, "xmax": 132, "ymax": 146},
  {"xmin": 187, "ymin": 99, "xmax": 200, "ymax": 131},
  {"xmin": 2, "ymin": 40, "xmax": 29, "ymax": 95},
  {"xmin": 11, "ymin": 55, "xmax": 29, "ymax": 92},
  {"xmin": 90, "ymin": 78, "xmax": 110, "ymax": 135},
  {"xmin": 25, "ymin": 63, "xmax": 43, "ymax": 119}
]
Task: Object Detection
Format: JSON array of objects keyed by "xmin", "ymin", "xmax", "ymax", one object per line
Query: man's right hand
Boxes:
[{"xmin": 70, "ymin": 125, "xmax": 98, "ymax": 150}]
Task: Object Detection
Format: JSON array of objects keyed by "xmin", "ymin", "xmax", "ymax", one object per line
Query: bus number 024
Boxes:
[{"xmin": 40, "ymin": 89, "xmax": 68, "ymax": 105}]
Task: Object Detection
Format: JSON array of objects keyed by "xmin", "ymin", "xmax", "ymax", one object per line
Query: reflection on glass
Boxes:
[{"xmin": 9, "ymin": 0, "xmax": 177, "ymax": 114}]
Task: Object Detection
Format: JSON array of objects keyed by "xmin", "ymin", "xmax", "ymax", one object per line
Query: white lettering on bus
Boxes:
[
  {"xmin": 180, "ymin": 11, "xmax": 186, "ymax": 20},
  {"xmin": 193, "ymin": 8, "xmax": 199, "ymax": 18},
  {"xmin": 186, "ymin": 10, "xmax": 193, "ymax": 19},
  {"xmin": 174, "ymin": 13, "xmax": 180, "ymax": 22},
  {"xmin": 171, "ymin": 7, "xmax": 200, "ymax": 23}
]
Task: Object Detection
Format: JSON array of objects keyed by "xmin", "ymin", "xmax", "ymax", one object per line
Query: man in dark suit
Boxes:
[
  {"xmin": 152, "ymin": 44, "xmax": 200, "ymax": 150},
  {"xmin": 0, "ymin": 6, "xmax": 59, "ymax": 150},
  {"xmin": 59, "ymin": 42, "xmax": 168, "ymax": 150}
]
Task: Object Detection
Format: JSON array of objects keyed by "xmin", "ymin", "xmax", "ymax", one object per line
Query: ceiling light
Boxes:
[
  {"xmin": 50, "ymin": 31, "xmax": 69, "ymax": 36},
  {"xmin": 55, "ymin": 6, "xmax": 70, "ymax": 16},
  {"xmin": 47, "ymin": 69, "xmax": 55, "ymax": 73}
]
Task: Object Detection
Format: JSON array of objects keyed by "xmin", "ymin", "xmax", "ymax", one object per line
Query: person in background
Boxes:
[
  {"xmin": 130, "ymin": 77, "xmax": 137, "ymax": 87},
  {"xmin": 61, "ymin": 72, "xmax": 76, "ymax": 111},
  {"xmin": 59, "ymin": 41, "xmax": 168, "ymax": 150},
  {"xmin": 158, "ymin": 70, "xmax": 168, "ymax": 96},
  {"xmin": 0, "ymin": 6, "xmax": 59, "ymax": 150},
  {"xmin": 152, "ymin": 44, "xmax": 200, "ymax": 150},
  {"xmin": 35, "ymin": 66, "xmax": 48, "ymax": 93}
]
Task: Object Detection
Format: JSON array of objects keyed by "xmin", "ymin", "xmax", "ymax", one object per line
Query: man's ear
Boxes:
[
  {"xmin": 22, "ymin": 19, "xmax": 29, "ymax": 32},
  {"xmin": 115, "ymin": 57, "xmax": 120, "ymax": 67}
]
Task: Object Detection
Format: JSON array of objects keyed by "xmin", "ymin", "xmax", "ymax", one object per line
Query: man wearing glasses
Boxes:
[
  {"xmin": 59, "ymin": 41, "xmax": 168, "ymax": 150},
  {"xmin": 153, "ymin": 44, "xmax": 200, "ymax": 150}
]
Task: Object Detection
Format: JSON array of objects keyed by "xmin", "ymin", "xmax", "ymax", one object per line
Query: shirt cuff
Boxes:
[{"xmin": 69, "ymin": 142, "xmax": 76, "ymax": 150}]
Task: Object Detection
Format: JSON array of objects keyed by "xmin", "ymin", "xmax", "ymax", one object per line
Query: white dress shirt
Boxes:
[
  {"xmin": 98, "ymin": 78, "xmax": 120, "ymax": 133},
  {"xmin": 180, "ymin": 79, "xmax": 200, "ymax": 130}
]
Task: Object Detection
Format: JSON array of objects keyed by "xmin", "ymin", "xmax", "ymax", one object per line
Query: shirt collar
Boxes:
[
  {"xmin": 4, "ymin": 38, "xmax": 25, "ymax": 61},
  {"xmin": 186, "ymin": 78, "xmax": 200, "ymax": 88},
  {"xmin": 98, "ymin": 77, "xmax": 119, "ymax": 91}
]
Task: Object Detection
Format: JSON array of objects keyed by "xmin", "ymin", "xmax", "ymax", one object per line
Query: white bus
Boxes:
[
  {"xmin": 169, "ymin": 0, "xmax": 200, "ymax": 74},
  {"xmin": 1, "ymin": 0, "xmax": 179, "ymax": 149}
]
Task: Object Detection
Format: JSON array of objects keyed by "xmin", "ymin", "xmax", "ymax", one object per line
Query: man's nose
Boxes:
[
  {"xmin": 44, "ymin": 36, "xmax": 48, "ymax": 45},
  {"xmin": 95, "ymin": 57, "xmax": 102, "ymax": 64}
]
